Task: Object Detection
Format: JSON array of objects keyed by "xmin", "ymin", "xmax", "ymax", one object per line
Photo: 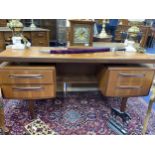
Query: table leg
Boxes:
[
  {"xmin": 111, "ymin": 97, "xmax": 130, "ymax": 123},
  {"xmin": 108, "ymin": 97, "xmax": 130, "ymax": 135},
  {"xmin": 28, "ymin": 100, "xmax": 35, "ymax": 119},
  {"xmin": 142, "ymin": 97, "xmax": 155, "ymax": 135},
  {"xmin": 120, "ymin": 97, "xmax": 128, "ymax": 112}
]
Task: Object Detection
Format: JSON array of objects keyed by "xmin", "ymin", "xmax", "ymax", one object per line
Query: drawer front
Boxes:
[
  {"xmin": 0, "ymin": 69, "xmax": 56, "ymax": 84},
  {"xmin": 2, "ymin": 84, "xmax": 56, "ymax": 99},
  {"xmin": 0, "ymin": 20, "xmax": 7, "ymax": 26},
  {"xmin": 0, "ymin": 42, "xmax": 5, "ymax": 50},
  {"xmin": 31, "ymin": 32, "xmax": 47, "ymax": 38},
  {"xmin": 32, "ymin": 39, "xmax": 48, "ymax": 46},
  {"xmin": 0, "ymin": 32, "xmax": 4, "ymax": 41},
  {"xmin": 4, "ymin": 32, "xmax": 12, "ymax": 40},
  {"xmin": 109, "ymin": 70, "xmax": 152, "ymax": 86},
  {"xmin": 31, "ymin": 32, "xmax": 49, "ymax": 46},
  {"xmin": 99, "ymin": 68, "xmax": 155, "ymax": 97}
]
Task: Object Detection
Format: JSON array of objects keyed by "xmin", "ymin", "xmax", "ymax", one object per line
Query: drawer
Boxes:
[
  {"xmin": 0, "ymin": 66, "xmax": 56, "ymax": 84},
  {"xmin": 0, "ymin": 44, "xmax": 5, "ymax": 51},
  {"xmin": 0, "ymin": 32, "xmax": 4, "ymax": 41},
  {"xmin": 0, "ymin": 20, "xmax": 7, "ymax": 26},
  {"xmin": 99, "ymin": 67, "xmax": 155, "ymax": 97},
  {"xmin": 31, "ymin": 32, "xmax": 47, "ymax": 39},
  {"xmin": 4, "ymin": 32, "xmax": 12, "ymax": 40},
  {"xmin": 1, "ymin": 84, "xmax": 56, "ymax": 99},
  {"xmin": 32, "ymin": 39, "xmax": 48, "ymax": 46}
]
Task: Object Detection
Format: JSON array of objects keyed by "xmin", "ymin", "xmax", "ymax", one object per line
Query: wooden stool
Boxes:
[{"xmin": 142, "ymin": 85, "xmax": 155, "ymax": 134}]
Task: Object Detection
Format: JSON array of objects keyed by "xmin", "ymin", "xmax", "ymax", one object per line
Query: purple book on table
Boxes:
[{"xmin": 50, "ymin": 47, "xmax": 111, "ymax": 54}]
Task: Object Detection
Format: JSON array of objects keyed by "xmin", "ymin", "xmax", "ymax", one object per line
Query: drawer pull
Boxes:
[
  {"xmin": 38, "ymin": 34, "xmax": 44, "ymax": 37},
  {"xmin": 9, "ymin": 74, "xmax": 43, "ymax": 79},
  {"xmin": 119, "ymin": 73, "xmax": 145, "ymax": 78},
  {"xmin": 116, "ymin": 86, "xmax": 142, "ymax": 90},
  {"xmin": 12, "ymin": 86, "xmax": 43, "ymax": 91}
]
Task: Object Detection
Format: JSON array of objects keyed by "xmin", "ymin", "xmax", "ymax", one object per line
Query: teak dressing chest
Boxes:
[{"xmin": 0, "ymin": 42, "xmax": 155, "ymax": 133}]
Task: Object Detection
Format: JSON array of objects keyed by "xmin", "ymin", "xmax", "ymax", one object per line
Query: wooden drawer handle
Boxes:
[
  {"xmin": 12, "ymin": 86, "xmax": 43, "ymax": 91},
  {"xmin": 39, "ymin": 42, "xmax": 44, "ymax": 44},
  {"xmin": 119, "ymin": 73, "xmax": 145, "ymax": 78},
  {"xmin": 116, "ymin": 86, "xmax": 142, "ymax": 90},
  {"xmin": 38, "ymin": 34, "xmax": 44, "ymax": 37},
  {"xmin": 9, "ymin": 74, "xmax": 43, "ymax": 79}
]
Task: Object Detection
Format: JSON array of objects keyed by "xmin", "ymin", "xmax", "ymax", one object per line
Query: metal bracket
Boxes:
[
  {"xmin": 108, "ymin": 107, "xmax": 131, "ymax": 135},
  {"xmin": 111, "ymin": 108, "xmax": 131, "ymax": 125},
  {"xmin": 108, "ymin": 118, "xmax": 128, "ymax": 135},
  {"xmin": 63, "ymin": 82, "xmax": 68, "ymax": 97}
]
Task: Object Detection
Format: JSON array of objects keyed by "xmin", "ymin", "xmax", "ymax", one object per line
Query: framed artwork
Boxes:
[{"xmin": 69, "ymin": 20, "xmax": 94, "ymax": 46}]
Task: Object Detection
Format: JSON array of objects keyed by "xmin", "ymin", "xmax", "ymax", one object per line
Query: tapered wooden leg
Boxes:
[
  {"xmin": 28, "ymin": 100, "xmax": 35, "ymax": 119},
  {"xmin": 142, "ymin": 97, "xmax": 155, "ymax": 135},
  {"xmin": 120, "ymin": 97, "xmax": 128, "ymax": 112}
]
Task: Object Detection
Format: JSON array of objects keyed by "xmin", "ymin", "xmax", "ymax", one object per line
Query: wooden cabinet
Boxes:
[
  {"xmin": 40, "ymin": 19, "xmax": 56, "ymax": 41},
  {"xmin": 31, "ymin": 31, "xmax": 49, "ymax": 46},
  {"xmin": 0, "ymin": 20, "xmax": 7, "ymax": 27},
  {"xmin": 0, "ymin": 27, "xmax": 50, "ymax": 51},
  {"xmin": 0, "ymin": 32, "xmax": 5, "ymax": 50},
  {"xmin": 99, "ymin": 66, "xmax": 155, "ymax": 97},
  {"xmin": 115, "ymin": 25, "xmax": 152, "ymax": 47},
  {"xmin": 0, "ymin": 64, "xmax": 56, "ymax": 99}
]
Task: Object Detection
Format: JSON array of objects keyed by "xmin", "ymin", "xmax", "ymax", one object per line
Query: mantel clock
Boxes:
[{"xmin": 69, "ymin": 20, "xmax": 94, "ymax": 46}]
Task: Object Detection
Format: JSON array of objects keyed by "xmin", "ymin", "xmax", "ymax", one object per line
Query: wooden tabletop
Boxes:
[{"xmin": 0, "ymin": 43, "xmax": 155, "ymax": 64}]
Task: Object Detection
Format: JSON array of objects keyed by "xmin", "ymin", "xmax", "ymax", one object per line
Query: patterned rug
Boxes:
[{"xmin": 3, "ymin": 91, "xmax": 155, "ymax": 135}]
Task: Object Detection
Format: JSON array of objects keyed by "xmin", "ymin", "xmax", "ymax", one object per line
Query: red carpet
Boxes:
[{"xmin": 3, "ymin": 91, "xmax": 155, "ymax": 135}]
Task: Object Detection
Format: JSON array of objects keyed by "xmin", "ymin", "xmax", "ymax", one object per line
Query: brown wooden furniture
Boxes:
[
  {"xmin": 39, "ymin": 19, "xmax": 56, "ymax": 41},
  {"xmin": 120, "ymin": 19, "xmax": 129, "ymax": 26},
  {"xmin": 94, "ymin": 35, "xmax": 112, "ymax": 42},
  {"xmin": 0, "ymin": 42, "xmax": 155, "ymax": 134},
  {"xmin": 115, "ymin": 25, "xmax": 152, "ymax": 47},
  {"xmin": 99, "ymin": 66, "xmax": 155, "ymax": 97},
  {"xmin": 0, "ymin": 27, "xmax": 50, "ymax": 51},
  {"xmin": 0, "ymin": 45, "xmax": 155, "ymax": 64},
  {"xmin": 0, "ymin": 64, "xmax": 56, "ymax": 99},
  {"xmin": 21, "ymin": 19, "xmax": 57, "ymax": 42},
  {"xmin": 0, "ymin": 20, "xmax": 7, "ymax": 27},
  {"xmin": 0, "ymin": 63, "xmax": 56, "ymax": 132}
]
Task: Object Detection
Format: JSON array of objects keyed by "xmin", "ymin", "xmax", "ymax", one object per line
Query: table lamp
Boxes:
[
  {"xmin": 7, "ymin": 20, "xmax": 31, "ymax": 49},
  {"xmin": 124, "ymin": 19, "xmax": 145, "ymax": 53},
  {"xmin": 97, "ymin": 19, "xmax": 109, "ymax": 38}
]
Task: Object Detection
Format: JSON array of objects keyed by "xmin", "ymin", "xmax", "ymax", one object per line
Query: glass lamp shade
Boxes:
[{"xmin": 11, "ymin": 26, "xmax": 23, "ymax": 37}]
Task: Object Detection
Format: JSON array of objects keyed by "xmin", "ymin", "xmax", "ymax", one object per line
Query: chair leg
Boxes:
[
  {"xmin": 142, "ymin": 98, "xmax": 155, "ymax": 135},
  {"xmin": 28, "ymin": 100, "xmax": 35, "ymax": 119}
]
